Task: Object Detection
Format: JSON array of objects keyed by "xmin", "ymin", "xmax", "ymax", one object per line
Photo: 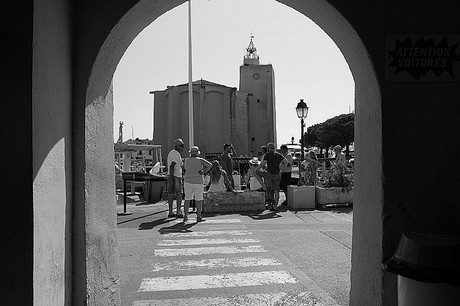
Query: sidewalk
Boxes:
[{"xmin": 117, "ymin": 192, "xmax": 352, "ymax": 306}]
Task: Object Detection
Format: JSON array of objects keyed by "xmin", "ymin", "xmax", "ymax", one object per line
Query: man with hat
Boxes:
[
  {"xmin": 167, "ymin": 138, "xmax": 185, "ymax": 218},
  {"xmin": 255, "ymin": 142, "xmax": 289, "ymax": 211}
]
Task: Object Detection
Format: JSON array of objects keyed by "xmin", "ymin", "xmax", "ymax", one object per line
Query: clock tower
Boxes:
[{"xmin": 239, "ymin": 35, "xmax": 277, "ymax": 155}]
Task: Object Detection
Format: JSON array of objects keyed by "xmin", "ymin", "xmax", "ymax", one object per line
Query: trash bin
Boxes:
[
  {"xmin": 383, "ymin": 230, "xmax": 460, "ymax": 306},
  {"xmin": 144, "ymin": 176, "xmax": 166, "ymax": 203}
]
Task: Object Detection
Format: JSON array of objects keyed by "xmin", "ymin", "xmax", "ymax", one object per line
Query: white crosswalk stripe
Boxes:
[
  {"xmin": 151, "ymin": 256, "xmax": 282, "ymax": 272},
  {"xmin": 162, "ymin": 230, "xmax": 252, "ymax": 237},
  {"xmin": 138, "ymin": 270, "xmax": 297, "ymax": 292},
  {"xmin": 154, "ymin": 244, "xmax": 266, "ymax": 257},
  {"xmin": 157, "ymin": 237, "xmax": 259, "ymax": 246}
]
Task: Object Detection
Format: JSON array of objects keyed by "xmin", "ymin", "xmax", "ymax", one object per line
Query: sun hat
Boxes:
[
  {"xmin": 249, "ymin": 157, "xmax": 260, "ymax": 166},
  {"xmin": 189, "ymin": 146, "xmax": 200, "ymax": 155},
  {"xmin": 174, "ymin": 138, "xmax": 184, "ymax": 146}
]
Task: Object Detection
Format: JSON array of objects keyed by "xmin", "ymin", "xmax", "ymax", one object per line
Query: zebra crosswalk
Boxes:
[{"xmin": 130, "ymin": 217, "xmax": 328, "ymax": 305}]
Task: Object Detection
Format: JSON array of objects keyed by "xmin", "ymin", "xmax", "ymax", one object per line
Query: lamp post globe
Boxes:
[{"xmin": 295, "ymin": 99, "xmax": 309, "ymax": 161}]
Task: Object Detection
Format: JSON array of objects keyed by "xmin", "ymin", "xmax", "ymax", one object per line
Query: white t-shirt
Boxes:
[
  {"xmin": 281, "ymin": 153, "xmax": 293, "ymax": 173},
  {"xmin": 167, "ymin": 149, "xmax": 182, "ymax": 178}
]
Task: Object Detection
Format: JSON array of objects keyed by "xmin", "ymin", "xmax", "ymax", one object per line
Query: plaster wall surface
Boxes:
[
  {"xmin": 72, "ymin": 0, "xmax": 158, "ymax": 303},
  {"xmin": 32, "ymin": 0, "xmax": 73, "ymax": 305}
]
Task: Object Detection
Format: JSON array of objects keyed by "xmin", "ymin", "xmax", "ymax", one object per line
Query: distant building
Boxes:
[
  {"xmin": 152, "ymin": 35, "xmax": 276, "ymax": 158},
  {"xmin": 114, "ymin": 138, "xmax": 162, "ymax": 172},
  {"xmin": 152, "ymin": 79, "xmax": 245, "ymax": 157}
]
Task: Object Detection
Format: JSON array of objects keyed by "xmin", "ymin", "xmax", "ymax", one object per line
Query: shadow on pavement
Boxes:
[
  {"xmin": 246, "ymin": 211, "xmax": 282, "ymax": 220},
  {"xmin": 239, "ymin": 210, "xmax": 282, "ymax": 220},
  {"xmin": 138, "ymin": 217, "xmax": 176, "ymax": 230},
  {"xmin": 117, "ymin": 209, "xmax": 168, "ymax": 226},
  {"xmin": 317, "ymin": 205, "xmax": 353, "ymax": 214},
  {"xmin": 158, "ymin": 222, "xmax": 198, "ymax": 233}
]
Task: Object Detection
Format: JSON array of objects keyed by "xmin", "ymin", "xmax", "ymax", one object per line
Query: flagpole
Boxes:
[{"xmin": 188, "ymin": 0, "xmax": 194, "ymax": 147}]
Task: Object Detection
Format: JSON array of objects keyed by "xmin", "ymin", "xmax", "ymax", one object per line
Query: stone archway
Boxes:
[{"xmin": 83, "ymin": 0, "xmax": 382, "ymax": 304}]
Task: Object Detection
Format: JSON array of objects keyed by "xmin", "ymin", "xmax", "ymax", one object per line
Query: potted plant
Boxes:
[{"xmin": 315, "ymin": 164, "xmax": 353, "ymax": 206}]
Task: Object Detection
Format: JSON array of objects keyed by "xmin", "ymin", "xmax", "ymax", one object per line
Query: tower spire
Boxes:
[{"xmin": 243, "ymin": 33, "xmax": 260, "ymax": 66}]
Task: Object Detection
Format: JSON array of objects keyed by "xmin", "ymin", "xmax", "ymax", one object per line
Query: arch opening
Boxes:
[{"xmin": 83, "ymin": 0, "xmax": 382, "ymax": 304}]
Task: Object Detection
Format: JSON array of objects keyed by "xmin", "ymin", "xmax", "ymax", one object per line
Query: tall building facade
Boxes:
[
  {"xmin": 152, "ymin": 80, "xmax": 247, "ymax": 157},
  {"xmin": 239, "ymin": 36, "xmax": 277, "ymax": 155},
  {"xmin": 152, "ymin": 36, "xmax": 276, "ymax": 158}
]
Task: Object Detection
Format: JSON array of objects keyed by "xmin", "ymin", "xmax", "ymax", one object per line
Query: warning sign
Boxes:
[{"xmin": 386, "ymin": 35, "xmax": 460, "ymax": 81}]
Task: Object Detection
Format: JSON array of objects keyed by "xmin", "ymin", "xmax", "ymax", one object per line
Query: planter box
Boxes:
[
  {"xmin": 287, "ymin": 185, "xmax": 315, "ymax": 210},
  {"xmin": 315, "ymin": 186, "xmax": 353, "ymax": 205},
  {"xmin": 203, "ymin": 191, "xmax": 265, "ymax": 212}
]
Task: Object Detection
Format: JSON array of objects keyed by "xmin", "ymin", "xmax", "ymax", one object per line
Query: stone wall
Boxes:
[{"xmin": 204, "ymin": 191, "xmax": 265, "ymax": 213}]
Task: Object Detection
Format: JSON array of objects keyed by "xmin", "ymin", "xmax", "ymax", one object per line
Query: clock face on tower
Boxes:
[{"xmin": 253, "ymin": 73, "xmax": 260, "ymax": 80}]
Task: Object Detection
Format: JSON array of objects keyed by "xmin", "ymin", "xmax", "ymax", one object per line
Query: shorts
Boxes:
[
  {"xmin": 280, "ymin": 172, "xmax": 291, "ymax": 191},
  {"xmin": 168, "ymin": 176, "xmax": 183, "ymax": 195},
  {"xmin": 184, "ymin": 182, "xmax": 204, "ymax": 201},
  {"xmin": 265, "ymin": 172, "xmax": 281, "ymax": 191}
]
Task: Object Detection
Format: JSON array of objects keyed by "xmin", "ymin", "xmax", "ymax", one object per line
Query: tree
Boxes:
[
  {"xmin": 304, "ymin": 123, "xmax": 319, "ymax": 147},
  {"xmin": 303, "ymin": 113, "xmax": 354, "ymax": 158},
  {"xmin": 305, "ymin": 123, "xmax": 326, "ymax": 157}
]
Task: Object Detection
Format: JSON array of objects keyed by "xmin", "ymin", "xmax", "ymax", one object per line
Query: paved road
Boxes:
[{"xmin": 117, "ymin": 194, "xmax": 352, "ymax": 306}]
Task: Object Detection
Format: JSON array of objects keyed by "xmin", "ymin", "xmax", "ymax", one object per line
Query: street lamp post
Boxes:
[{"xmin": 296, "ymin": 99, "xmax": 309, "ymax": 161}]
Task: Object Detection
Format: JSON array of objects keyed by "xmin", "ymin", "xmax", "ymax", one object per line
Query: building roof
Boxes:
[
  {"xmin": 176, "ymin": 78, "xmax": 232, "ymax": 88},
  {"xmin": 150, "ymin": 79, "xmax": 235, "ymax": 94}
]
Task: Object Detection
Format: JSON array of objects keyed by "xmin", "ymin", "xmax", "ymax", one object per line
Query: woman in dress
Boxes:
[{"xmin": 207, "ymin": 160, "xmax": 234, "ymax": 192}]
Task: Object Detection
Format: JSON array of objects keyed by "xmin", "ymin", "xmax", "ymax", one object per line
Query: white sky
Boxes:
[{"xmin": 113, "ymin": 0, "xmax": 355, "ymax": 144}]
